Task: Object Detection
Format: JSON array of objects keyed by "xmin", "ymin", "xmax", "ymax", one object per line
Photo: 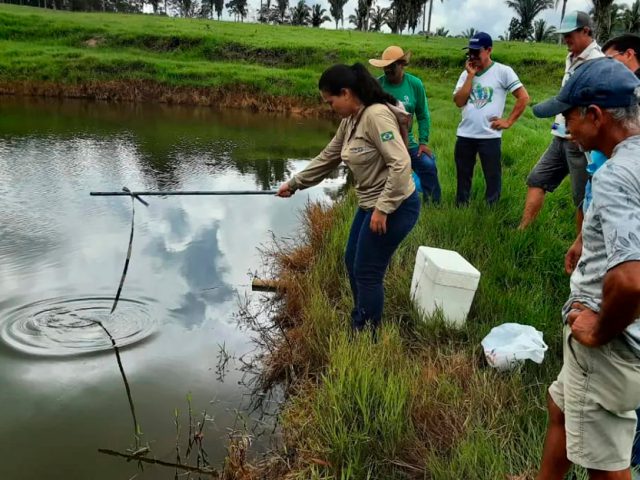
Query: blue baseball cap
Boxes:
[
  {"xmin": 532, "ymin": 57, "xmax": 640, "ymax": 118},
  {"xmin": 464, "ymin": 32, "xmax": 492, "ymax": 50}
]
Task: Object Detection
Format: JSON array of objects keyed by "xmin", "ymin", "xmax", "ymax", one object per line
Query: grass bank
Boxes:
[
  {"xmin": 0, "ymin": 4, "xmax": 567, "ymax": 113},
  {"xmin": 0, "ymin": 6, "xmax": 583, "ymax": 477},
  {"xmin": 256, "ymin": 179, "xmax": 576, "ymax": 478}
]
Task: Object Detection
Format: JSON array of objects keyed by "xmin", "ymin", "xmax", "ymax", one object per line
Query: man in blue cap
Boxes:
[
  {"xmin": 452, "ymin": 32, "xmax": 529, "ymax": 206},
  {"xmin": 533, "ymin": 57, "xmax": 640, "ymax": 480},
  {"xmin": 519, "ymin": 11, "xmax": 603, "ymax": 230}
]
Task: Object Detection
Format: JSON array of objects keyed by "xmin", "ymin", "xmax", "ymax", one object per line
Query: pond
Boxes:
[{"xmin": 0, "ymin": 97, "xmax": 343, "ymax": 479}]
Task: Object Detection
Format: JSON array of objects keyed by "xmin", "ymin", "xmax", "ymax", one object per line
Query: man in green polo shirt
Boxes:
[{"xmin": 370, "ymin": 46, "xmax": 442, "ymax": 204}]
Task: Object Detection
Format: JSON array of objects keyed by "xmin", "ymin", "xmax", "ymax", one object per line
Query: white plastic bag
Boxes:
[{"xmin": 481, "ymin": 323, "xmax": 548, "ymax": 371}]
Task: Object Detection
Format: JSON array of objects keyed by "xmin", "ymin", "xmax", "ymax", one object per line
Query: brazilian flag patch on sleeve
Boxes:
[{"xmin": 380, "ymin": 131, "xmax": 395, "ymax": 142}]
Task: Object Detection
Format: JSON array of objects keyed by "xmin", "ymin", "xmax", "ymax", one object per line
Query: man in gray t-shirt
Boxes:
[{"xmin": 533, "ymin": 58, "xmax": 640, "ymax": 477}]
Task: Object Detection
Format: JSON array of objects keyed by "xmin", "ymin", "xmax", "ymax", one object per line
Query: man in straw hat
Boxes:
[
  {"xmin": 453, "ymin": 32, "xmax": 529, "ymax": 206},
  {"xmin": 519, "ymin": 11, "xmax": 603, "ymax": 229},
  {"xmin": 370, "ymin": 46, "xmax": 442, "ymax": 204},
  {"xmin": 532, "ymin": 57, "xmax": 640, "ymax": 479}
]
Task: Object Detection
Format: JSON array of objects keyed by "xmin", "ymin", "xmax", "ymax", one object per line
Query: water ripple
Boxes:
[{"xmin": 0, "ymin": 296, "xmax": 156, "ymax": 356}]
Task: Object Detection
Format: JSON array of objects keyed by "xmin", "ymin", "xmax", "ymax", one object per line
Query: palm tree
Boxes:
[
  {"xmin": 311, "ymin": 3, "xmax": 330, "ymax": 27},
  {"xmin": 506, "ymin": 0, "xmax": 554, "ymax": 40},
  {"xmin": 275, "ymin": 0, "xmax": 289, "ymax": 22},
  {"xmin": 533, "ymin": 18, "xmax": 556, "ymax": 41},
  {"xmin": 385, "ymin": 8, "xmax": 400, "ymax": 33},
  {"xmin": 387, "ymin": 0, "xmax": 410, "ymax": 33},
  {"xmin": 225, "ymin": 0, "xmax": 248, "ymax": 21},
  {"xmin": 507, "ymin": 17, "xmax": 528, "ymax": 39},
  {"xmin": 590, "ymin": 0, "xmax": 616, "ymax": 42},
  {"xmin": 460, "ymin": 27, "xmax": 477, "ymax": 37},
  {"xmin": 599, "ymin": 2, "xmax": 623, "ymax": 41},
  {"xmin": 369, "ymin": 5, "xmax": 388, "ymax": 31},
  {"xmin": 425, "ymin": 0, "xmax": 444, "ymax": 33},
  {"xmin": 171, "ymin": 0, "xmax": 199, "ymax": 16},
  {"xmin": 214, "ymin": 0, "xmax": 223, "ymax": 18},
  {"xmin": 434, "ymin": 26, "xmax": 449, "ymax": 36},
  {"xmin": 589, "ymin": 2, "xmax": 623, "ymax": 41},
  {"xmin": 349, "ymin": 0, "xmax": 369, "ymax": 30},
  {"xmin": 290, "ymin": 0, "xmax": 310, "ymax": 25},
  {"xmin": 554, "ymin": 0, "xmax": 568, "ymax": 24},
  {"xmin": 328, "ymin": 0, "xmax": 348, "ymax": 28},
  {"xmin": 621, "ymin": 0, "xmax": 640, "ymax": 33},
  {"xmin": 407, "ymin": 0, "xmax": 426, "ymax": 34},
  {"xmin": 362, "ymin": 0, "xmax": 375, "ymax": 31},
  {"xmin": 199, "ymin": 0, "xmax": 214, "ymax": 18}
]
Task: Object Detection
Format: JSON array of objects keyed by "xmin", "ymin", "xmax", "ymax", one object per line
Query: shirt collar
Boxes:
[
  {"xmin": 571, "ymin": 41, "xmax": 600, "ymax": 62},
  {"xmin": 611, "ymin": 134, "xmax": 640, "ymax": 158}
]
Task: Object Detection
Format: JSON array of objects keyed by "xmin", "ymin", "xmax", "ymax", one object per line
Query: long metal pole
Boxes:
[{"xmin": 91, "ymin": 190, "xmax": 278, "ymax": 196}]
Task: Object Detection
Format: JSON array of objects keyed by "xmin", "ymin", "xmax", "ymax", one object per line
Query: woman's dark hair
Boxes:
[{"xmin": 318, "ymin": 63, "xmax": 397, "ymax": 107}]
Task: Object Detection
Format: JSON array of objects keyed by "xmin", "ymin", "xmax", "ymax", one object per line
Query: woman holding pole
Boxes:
[{"xmin": 277, "ymin": 63, "xmax": 420, "ymax": 333}]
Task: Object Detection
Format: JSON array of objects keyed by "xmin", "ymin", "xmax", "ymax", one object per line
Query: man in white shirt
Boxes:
[
  {"xmin": 453, "ymin": 32, "xmax": 529, "ymax": 205},
  {"xmin": 518, "ymin": 11, "xmax": 603, "ymax": 230}
]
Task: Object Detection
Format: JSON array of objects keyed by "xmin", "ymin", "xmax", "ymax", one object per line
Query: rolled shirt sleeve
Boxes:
[{"xmin": 288, "ymin": 121, "xmax": 345, "ymax": 192}]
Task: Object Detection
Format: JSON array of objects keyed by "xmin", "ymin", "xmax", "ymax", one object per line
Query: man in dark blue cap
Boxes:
[
  {"xmin": 453, "ymin": 32, "xmax": 529, "ymax": 206},
  {"xmin": 533, "ymin": 57, "xmax": 640, "ymax": 480}
]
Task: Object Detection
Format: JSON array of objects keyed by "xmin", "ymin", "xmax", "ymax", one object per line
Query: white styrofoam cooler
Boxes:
[{"xmin": 410, "ymin": 247, "xmax": 481, "ymax": 327}]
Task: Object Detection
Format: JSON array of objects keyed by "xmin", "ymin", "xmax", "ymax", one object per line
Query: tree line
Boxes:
[{"xmin": 3, "ymin": 0, "xmax": 640, "ymax": 42}]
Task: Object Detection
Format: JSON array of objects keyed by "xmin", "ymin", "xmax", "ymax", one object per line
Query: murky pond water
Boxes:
[{"xmin": 0, "ymin": 97, "xmax": 342, "ymax": 479}]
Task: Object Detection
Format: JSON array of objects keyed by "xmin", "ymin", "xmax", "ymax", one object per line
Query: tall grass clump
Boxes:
[{"xmin": 305, "ymin": 328, "xmax": 416, "ymax": 478}]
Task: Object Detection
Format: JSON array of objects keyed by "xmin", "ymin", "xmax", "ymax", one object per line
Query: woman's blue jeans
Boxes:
[
  {"xmin": 409, "ymin": 147, "xmax": 441, "ymax": 204},
  {"xmin": 344, "ymin": 190, "xmax": 420, "ymax": 332}
]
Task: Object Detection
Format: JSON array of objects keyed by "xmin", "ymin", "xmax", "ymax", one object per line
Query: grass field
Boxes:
[
  {"xmin": 0, "ymin": 5, "xmax": 586, "ymax": 478},
  {"xmin": 0, "ymin": 4, "xmax": 566, "ymax": 100}
]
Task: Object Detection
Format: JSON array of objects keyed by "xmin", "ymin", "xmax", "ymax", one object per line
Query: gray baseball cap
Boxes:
[{"xmin": 557, "ymin": 11, "xmax": 593, "ymax": 34}]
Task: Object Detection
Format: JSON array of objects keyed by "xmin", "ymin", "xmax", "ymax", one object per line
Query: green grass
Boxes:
[
  {"xmin": 276, "ymin": 187, "xmax": 577, "ymax": 478},
  {"xmin": 0, "ymin": 4, "xmax": 567, "ymax": 99},
  {"xmin": 267, "ymin": 56, "xmax": 583, "ymax": 475},
  {"xmin": 0, "ymin": 5, "xmax": 587, "ymax": 478}
]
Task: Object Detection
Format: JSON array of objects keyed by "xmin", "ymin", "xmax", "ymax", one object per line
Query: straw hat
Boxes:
[{"xmin": 368, "ymin": 46, "xmax": 411, "ymax": 68}]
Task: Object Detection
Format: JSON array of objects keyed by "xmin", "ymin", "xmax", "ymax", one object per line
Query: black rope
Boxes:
[
  {"xmin": 95, "ymin": 320, "xmax": 142, "ymax": 448},
  {"xmin": 99, "ymin": 187, "xmax": 149, "ymax": 449},
  {"xmin": 110, "ymin": 187, "xmax": 148, "ymax": 314}
]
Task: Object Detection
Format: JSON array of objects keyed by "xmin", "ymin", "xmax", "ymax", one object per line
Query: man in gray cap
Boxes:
[
  {"xmin": 519, "ymin": 11, "xmax": 603, "ymax": 230},
  {"xmin": 533, "ymin": 57, "xmax": 640, "ymax": 479}
]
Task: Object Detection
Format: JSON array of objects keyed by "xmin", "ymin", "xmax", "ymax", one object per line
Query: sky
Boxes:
[{"xmin": 212, "ymin": 0, "xmax": 627, "ymax": 38}]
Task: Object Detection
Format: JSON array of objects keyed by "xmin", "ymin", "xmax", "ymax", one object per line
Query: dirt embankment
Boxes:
[{"xmin": 0, "ymin": 79, "xmax": 330, "ymax": 118}]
